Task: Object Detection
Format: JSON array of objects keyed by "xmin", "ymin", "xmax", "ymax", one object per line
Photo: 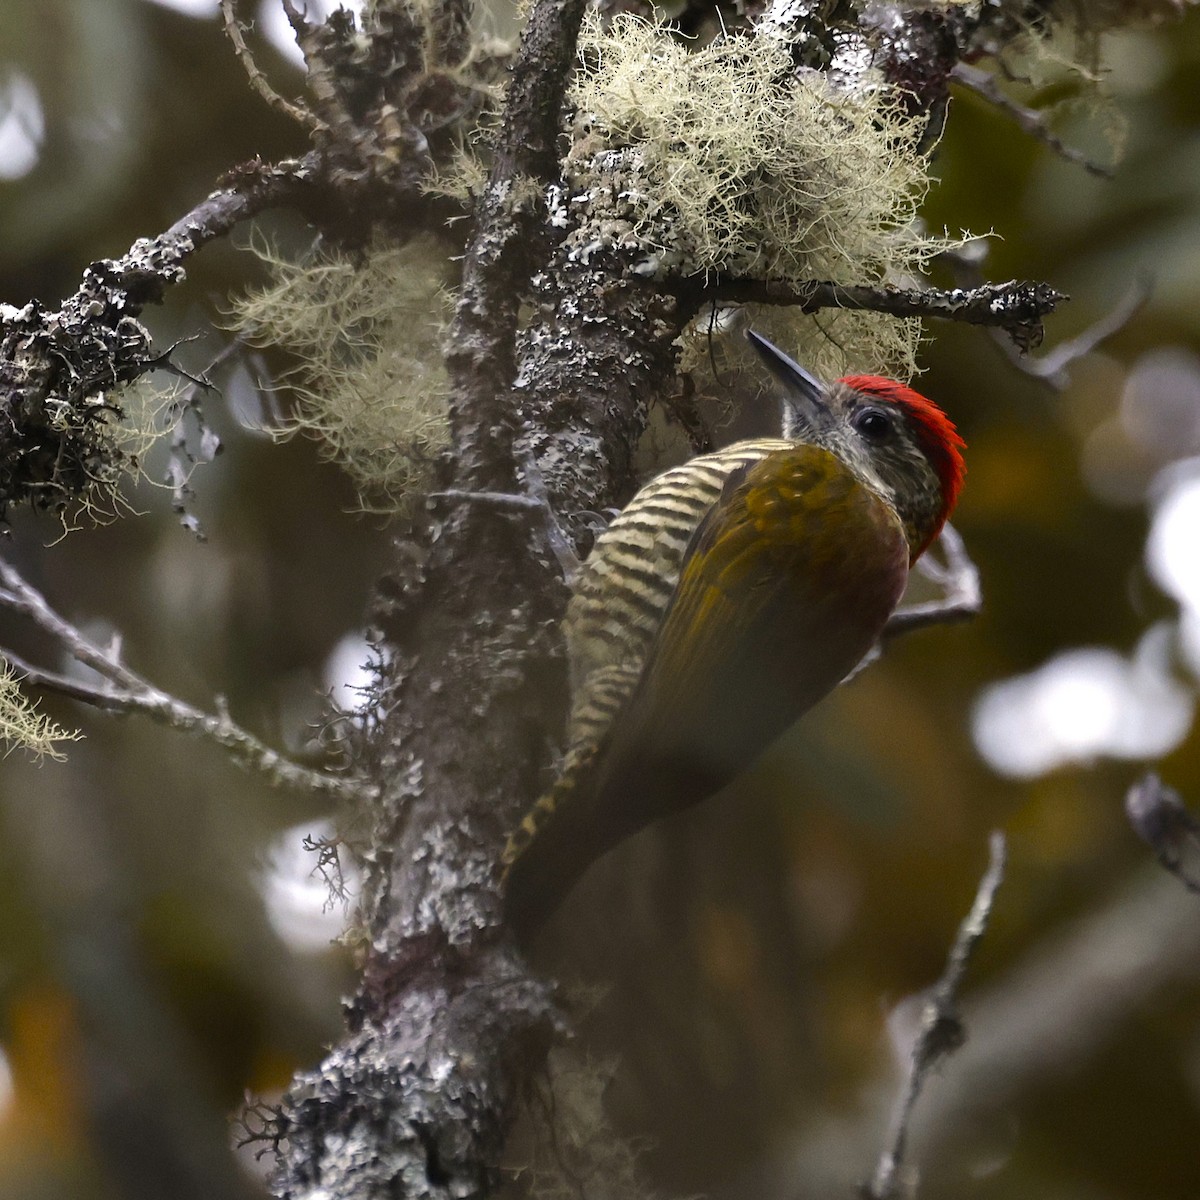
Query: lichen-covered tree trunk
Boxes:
[{"xmin": 270, "ymin": 244, "xmax": 689, "ymax": 1198}]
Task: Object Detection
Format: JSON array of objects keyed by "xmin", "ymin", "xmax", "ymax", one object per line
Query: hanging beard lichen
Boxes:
[
  {"xmin": 557, "ymin": 16, "xmax": 961, "ymax": 382},
  {"xmin": 563, "ymin": 17, "xmax": 942, "ymax": 286},
  {"xmin": 230, "ymin": 235, "xmax": 454, "ymax": 513},
  {"xmin": 0, "ymin": 659, "xmax": 80, "ymax": 759}
]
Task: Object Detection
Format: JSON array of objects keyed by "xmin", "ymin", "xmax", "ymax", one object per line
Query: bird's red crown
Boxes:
[{"xmin": 839, "ymin": 374, "xmax": 966, "ymax": 518}]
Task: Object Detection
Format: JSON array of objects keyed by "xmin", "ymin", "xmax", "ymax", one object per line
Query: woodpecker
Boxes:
[{"xmin": 503, "ymin": 330, "xmax": 965, "ymax": 934}]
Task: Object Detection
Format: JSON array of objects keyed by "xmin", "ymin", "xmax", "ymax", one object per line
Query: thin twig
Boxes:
[
  {"xmin": 0, "ymin": 563, "xmax": 131, "ymax": 686},
  {"xmin": 0, "ymin": 558, "xmax": 369, "ymax": 803},
  {"xmin": 164, "ymin": 339, "xmax": 242, "ymax": 541},
  {"xmin": 0, "ymin": 651, "xmax": 126, "ymax": 711},
  {"xmin": 865, "ymin": 831, "xmax": 1008, "ymax": 1200},
  {"xmin": 883, "ymin": 524, "xmax": 982, "ymax": 640},
  {"xmin": 672, "ymin": 277, "xmax": 1067, "ymax": 353},
  {"xmin": 771, "ymin": 851, "xmax": 1198, "ymax": 1198},
  {"xmin": 845, "ymin": 525, "xmax": 981, "ymax": 684},
  {"xmin": 992, "ymin": 278, "xmax": 1151, "ymax": 390},
  {"xmin": 280, "ymin": 0, "xmax": 311, "ymax": 42},
  {"xmin": 952, "ymin": 63, "xmax": 1114, "ymax": 179},
  {"xmin": 516, "ymin": 446, "xmax": 582, "ymax": 581},
  {"xmin": 220, "ymin": 0, "xmax": 324, "ymax": 130},
  {"xmin": 939, "ymin": 244, "xmax": 1147, "ymax": 391},
  {"xmin": 1125, "ymin": 772, "xmax": 1200, "ymax": 895},
  {"xmin": 429, "ymin": 490, "xmax": 547, "ymax": 510},
  {"xmin": 432, "ymin": 481, "xmax": 581, "ymax": 583}
]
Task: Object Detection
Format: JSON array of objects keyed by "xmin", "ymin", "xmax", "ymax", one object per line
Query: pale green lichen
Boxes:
[
  {"xmin": 45, "ymin": 377, "xmax": 177, "ymax": 533},
  {"xmin": 0, "ymin": 661, "xmax": 80, "ymax": 760},
  {"xmin": 564, "ymin": 17, "xmax": 945, "ymax": 288},
  {"xmin": 991, "ymin": 19, "xmax": 1131, "ymax": 175},
  {"xmin": 230, "ymin": 236, "xmax": 454, "ymax": 512},
  {"xmin": 561, "ymin": 16, "xmax": 952, "ymax": 385},
  {"xmin": 696, "ymin": 297, "xmax": 919, "ymax": 390}
]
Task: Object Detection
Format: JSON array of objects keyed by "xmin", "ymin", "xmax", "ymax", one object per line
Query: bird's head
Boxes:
[{"xmin": 747, "ymin": 329, "xmax": 966, "ymax": 561}]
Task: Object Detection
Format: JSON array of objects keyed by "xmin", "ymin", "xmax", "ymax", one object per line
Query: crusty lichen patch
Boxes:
[
  {"xmin": 230, "ymin": 235, "xmax": 454, "ymax": 512},
  {"xmin": 0, "ymin": 302, "xmax": 164, "ymax": 525}
]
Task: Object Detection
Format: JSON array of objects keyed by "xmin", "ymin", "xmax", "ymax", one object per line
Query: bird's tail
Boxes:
[{"xmin": 501, "ymin": 664, "xmax": 640, "ymax": 936}]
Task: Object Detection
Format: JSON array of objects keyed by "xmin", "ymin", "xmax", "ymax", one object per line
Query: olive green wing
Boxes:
[{"xmin": 503, "ymin": 447, "xmax": 908, "ymax": 935}]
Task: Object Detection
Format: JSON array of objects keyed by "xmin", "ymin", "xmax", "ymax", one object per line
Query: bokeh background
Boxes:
[{"xmin": 2, "ymin": 1, "xmax": 1200, "ymax": 1197}]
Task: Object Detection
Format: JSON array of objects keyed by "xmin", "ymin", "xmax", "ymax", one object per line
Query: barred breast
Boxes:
[{"xmin": 564, "ymin": 437, "xmax": 794, "ymax": 733}]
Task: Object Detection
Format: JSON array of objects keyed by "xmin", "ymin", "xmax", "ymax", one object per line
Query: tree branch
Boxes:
[
  {"xmin": 994, "ymin": 278, "xmax": 1150, "ymax": 389},
  {"xmin": 0, "ymin": 154, "xmax": 317, "ymax": 516},
  {"xmin": 671, "ymin": 277, "xmax": 1068, "ymax": 352},
  {"xmin": 2, "ymin": 150, "xmax": 313, "ymax": 323},
  {"xmin": 1125, "ymin": 772, "xmax": 1200, "ymax": 895},
  {"xmin": 221, "ymin": 0, "xmax": 326, "ymax": 130},
  {"xmin": 938, "ymin": 245, "xmax": 1147, "ymax": 388},
  {"xmin": 726, "ymin": 856, "xmax": 1200, "ymax": 1200},
  {"xmin": 883, "ymin": 524, "xmax": 983, "ymax": 641},
  {"xmin": 865, "ymin": 831, "xmax": 1008, "ymax": 1200},
  {"xmin": 267, "ymin": 0, "xmax": 600, "ymax": 1195},
  {"xmin": 444, "ymin": 0, "xmax": 590, "ymax": 492},
  {"xmin": 1, "ymin": 0, "xmax": 485, "ymax": 520},
  {"xmin": 0, "ymin": 557, "xmax": 364, "ymax": 802},
  {"xmin": 952, "ymin": 63, "xmax": 1114, "ymax": 179}
]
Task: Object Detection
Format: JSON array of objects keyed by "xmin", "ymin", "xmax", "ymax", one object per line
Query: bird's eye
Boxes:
[{"xmin": 853, "ymin": 407, "xmax": 892, "ymax": 442}]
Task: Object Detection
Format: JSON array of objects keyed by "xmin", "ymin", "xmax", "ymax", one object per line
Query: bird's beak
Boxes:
[{"xmin": 745, "ymin": 329, "xmax": 828, "ymax": 431}]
